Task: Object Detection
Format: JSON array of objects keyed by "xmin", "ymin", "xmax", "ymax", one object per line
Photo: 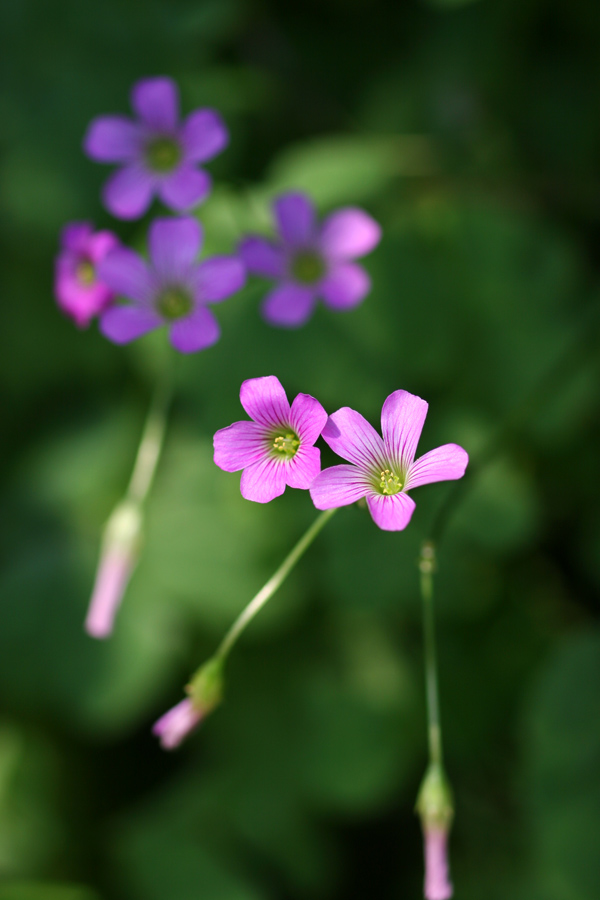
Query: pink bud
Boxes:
[
  {"xmin": 423, "ymin": 826, "xmax": 453, "ymax": 900},
  {"xmin": 152, "ymin": 699, "xmax": 204, "ymax": 750}
]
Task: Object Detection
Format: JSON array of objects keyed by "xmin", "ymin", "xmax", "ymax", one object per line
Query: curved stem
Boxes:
[
  {"xmin": 126, "ymin": 359, "xmax": 176, "ymax": 506},
  {"xmin": 216, "ymin": 508, "xmax": 337, "ymax": 661},
  {"xmin": 419, "ymin": 541, "xmax": 443, "ymax": 767}
]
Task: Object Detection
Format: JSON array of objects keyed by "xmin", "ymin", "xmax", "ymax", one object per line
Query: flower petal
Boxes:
[
  {"xmin": 169, "ymin": 307, "xmax": 220, "ymax": 353},
  {"xmin": 181, "ymin": 109, "xmax": 229, "ymax": 162},
  {"xmin": 102, "ymin": 164, "xmax": 155, "ymax": 219},
  {"xmin": 240, "ymin": 375, "xmax": 291, "ymax": 428},
  {"xmin": 148, "ymin": 217, "xmax": 202, "ymax": 280},
  {"xmin": 381, "ymin": 390, "xmax": 429, "ymax": 473},
  {"xmin": 319, "ymin": 208, "xmax": 381, "ymax": 259},
  {"xmin": 310, "ymin": 464, "xmax": 371, "ymax": 509},
  {"xmin": 321, "ymin": 407, "xmax": 385, "ymax": 471},
  {"xmin": 273, "ymin": 192, "xmax": 316, "ymax": 246},
  {"xmin": 61, "ymin": 222, "xmax": 93, "ymax": 253},
  {"xmin": 285, "ymin": 445, "xmax": 321, "ymax": 490},
  {"xmin": 406, "ymin": 444, "xmax": 468, "ymax": 491},
  {"xmin": 83, "ymin": 116, "xmax": 141, "ymax": 162},
  {"xmin": 87, "ymin": 230, "xmax": 120, "ymax": 263},
  {"xmin": 213, "ymin": 421, "xmax": 267, "ymax": 472},
  {"xmin": 157, "ymin": 165, "xmax": 211, "ymax": 212},
  {"xmin": 97, "ymin": 247, "xmax": 154, "ymax": 303},
  {"xmin": 262, "ymin": 283, "xmax": 317, "ymax": 328},
  {"xmin": 240, "ymin": 456, "xmax": 287, "ymax": 503},
  {"xmin": 320, "ymin": 262, "xmax": 370, "ymax": 310},
  {"xmin": 289, "ymin": 393, "xmax": 328, "ymax": 446},
  {"xmin": 238, "ymin": 236, "xmax": 285, "ymax": 279},
  {"xmin": 366, "ymin": 492, "xmax": 416, "ymax": 531},
  {"xmin": 193, "ymin": 256, "xmax": 245, "ymax": 303},
  {"xmin": 131, "ymin": 77, "xmax": 179, "ymax": 131},
  {"xmin": 100, "ymin": 305, "xmax": 162, "ymax": 343}
]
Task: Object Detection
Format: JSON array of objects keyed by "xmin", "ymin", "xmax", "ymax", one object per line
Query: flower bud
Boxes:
[
  {"xmin": 416, "ymin": 763, "xmax": 454, "ymax": 900},
  {"xmin": 85, "ymin": 500, "xmax": 143, "ymax": 639},
  {"xmin": 152, "ymin": 657, "xmax": 224, "ymax": 750}
]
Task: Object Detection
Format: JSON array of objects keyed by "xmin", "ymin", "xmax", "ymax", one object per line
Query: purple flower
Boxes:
[
  {"xmin": 213, "ymin": 375, "xmax": 328, "ymax": 503},
  {"xmin": 310, "ymin": 390, "xmax": 468, "ymax": 531},
  {"xmin": 54, "ymin": 222, "xmax": 119, "ymax": 328},
  {"xmin": 98, "ymin": 217, "xmax": 245, "ymax": 353},
  {"xmin": 152, "ymin": 698, "xmax": 203, "ymax": 750},
  {"xmin": 423, "ymin": 826, "xmax": 453, "ymax": 900},
  {"xmin": 239, "ymin": 192, "xmax": 381, "ymax": 327},
  {"xmin": 84, "ymin": 76, "xmax": 228, "ymax": 219}
]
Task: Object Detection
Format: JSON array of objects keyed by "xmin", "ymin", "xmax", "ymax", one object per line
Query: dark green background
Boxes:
[{"xmin": 1, "ymin": 0, "xmax": 600, "ymax": 897}]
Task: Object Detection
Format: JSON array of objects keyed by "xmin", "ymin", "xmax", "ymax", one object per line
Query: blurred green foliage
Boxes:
[{"xmin": 1, "ymin": 0, "xmax": 600, "ymax": 897}]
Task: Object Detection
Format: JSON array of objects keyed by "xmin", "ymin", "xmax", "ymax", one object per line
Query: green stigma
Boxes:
[
  {"xmin": 157, "ymin": 287, "xmax": 193, "ymax": 320},
  {"xmin": 271, "ymin": 430, "xmax": 300, "ymax": 459},
  {"xmin": 76, "ymin": 261, "xmax": 96, "ymax": 286},
  {"xmin": 290, "ymin": 251, "xmax": 326, "ymax": 285},
  {"xmin": 377, "ymin": 468, "xmax": 403, "ymax": 496},
  {"xmin": 145, "ymin": 137, "xmax": 182, "ymax": 173}
]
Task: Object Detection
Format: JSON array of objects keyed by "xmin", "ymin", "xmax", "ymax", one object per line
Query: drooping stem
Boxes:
[
  {"xmin": 419, "ymin": 541, "xmax": 443, "ymax": 767},
  {"xmin": 126, "ymin": 358, "xmax": 176, "ymax": 506},
  {"xmin": 216, "ymin": 508, "xmax": 337, "ymax": 661}
]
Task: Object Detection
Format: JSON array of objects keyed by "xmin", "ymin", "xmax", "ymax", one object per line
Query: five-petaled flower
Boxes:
[
  {"xmin": 84, "ymin": 76, "xmax": 228, "ymax": 219},
  {"xmin": 98, "ymin": 217, "xmax": 245, "ymax": 353},
  {"xmin": 54, "ymin": 222, "xmax": 119, "ymax": 328},
  {"xmin": 310, "ymin": 390, "xmax": 468, "ymax": 531},
  {"xmin": 239, "ymin": 192, "xmax": 381, "ymax": 328},
  {"xmin": 213, "ymin": 375, "xmax": 328, "ymax": 503}
]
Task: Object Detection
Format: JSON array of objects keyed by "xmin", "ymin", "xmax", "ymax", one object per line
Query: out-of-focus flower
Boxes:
[
  {"xmin": 54, "ymin": 222, "xmax": 119, "ymax": 327},
  {"xmin": 417, "ymin": 763, "xmax": 454, "ymax": 900},
  {"xmin": 98, "ymin": 217, "xmax": 244, "ymax": 353},
  {"xmin": 85, "ymin": 500, "xmax": 142, "ymax": 639},
  {"xmin": 239, "ymin": 192, "xmax": 381, "ymax": 327},
  {"xmin": 84, "ymin": 76, "xmax": 228, "ymax": 219},
  {"xmin": 153, "ymin": 658, "xmax": 224, "ymax": 750},
  {"xmin": 310, "ymin": 390, "xmax": 468, "ymax": 531},
  {"xmin": 423, "ymin": 826, "xmax": 453, "ymax": 900},
  {"xmin": 213, "ymin": 375, "xmax": 328, "ymax": 502}
]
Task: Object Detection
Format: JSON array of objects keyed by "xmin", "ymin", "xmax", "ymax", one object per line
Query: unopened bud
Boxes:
[
  {"xmin": 416, "ymin": 764, "xmax": 454, "ymax": 900},
  {"xmin": 85, "ymin": 500, "xmax": 143, "ymax": 639},
  {"xmin": 153, "ymin": 657, "xmax": 225, "ymax": 751}
]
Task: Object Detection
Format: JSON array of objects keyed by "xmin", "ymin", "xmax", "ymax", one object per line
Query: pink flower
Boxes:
[
  {"xmin": 310, "ymin": 390, "xmax": 468, "ymax": 531},
  {"xmin": 423, "ymin": 826, "xmax": 453, "ymax": 900},
  {"xmin": 54, "ymin": 222, "xmax": 119, "ymax": 327},
  {"xmin": 152, "ymin": 698, "xmax": 204, "ymax": 750},
  {"xmin": 239, "ymin": 192, "xmax": 381, "ymax": 327},
  {"xmin": 84, "ymin": 76, "xmax": 228, "ymax": 219},
  {"xmin": 213, "ymin": 375, "xmax": 328, "ymax": 503}
]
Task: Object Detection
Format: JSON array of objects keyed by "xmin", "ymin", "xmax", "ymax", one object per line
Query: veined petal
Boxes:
[
  {"xmin": 289, "ymin": 393, "xmax": 328, "ymax": 445},
  {"xmin": 262, "ymin": 283, "xmax": 317, "ymax": 328},
  {"xmin": 381, "ymin": 390, "xmax": 429, "ymax": 473},
  {"xmin": 320, "ymin": 208, "xmax": 381, "ymax": 259},
  {"xmin": 181, "ymin": 109, "xmax": 229, "ymax": 162},
  {"xmin": 366, "ymin": 492, "xmax": 416, "ymax": 531},
  {"xmin": 97, "ymin": 247, "xmax": 154, "ymax": 303},
  {"xmin": 240, "ymin": 456, "xmax": 287, "ymax": 503},
  {"xmin": 310, "ymin": 464, "xmax": 371, "ymax": 509},
  {"xmin": 240, "ymin": 375, "xmax": 291, "ymax": 428},
  {"xmin": 405, "ymin": 444, "xmax": 468, "ymax": 491},
  {"xmin": 149, "ymin": 217, "xmax": 202, "ymax": 280},
  {"xmin": 102, "ymin": 164, "xmax": 155, "ymax": 219},
  {"xmin": 158, "ymin": 166, "xmax": 211, "ymax": 212},
  {"xmin": 193, "ymin": 256, "xmax": 245, "ymax": 303},
  {"xmin": 239, "ymin": 236, "xmax": 285, "ymax": 279},
  {"xmin": 168, "ymin": 307, "xmax": 220, "ymax": 353},
  {"xmin": 321, "ymin": 407, "xmax": 386, "ymax": 472},
  {"xmin": 273, "ymin": 192, "xmax": 316, "ymax": 246},
  {"xmin": 83, "ymin": 116, "xmax": 141, "ymax": 162},
  {"xmin": 131, "ymin": 77, "xmax": 179, "ymax": 131},
  {"xmin": 285, "ymin": 445, "xmax": 321, "ymax": 490},
  {"xmin": 100, "ymin": 305, "xmax": 162, "ymax": 343},
  {"xmin": 214, "ymin": 421, "xmax": 267, "ymax": 472},
  {"xmin": 320, "ymin": 262, "xmax": 370, "ymax": 310}
]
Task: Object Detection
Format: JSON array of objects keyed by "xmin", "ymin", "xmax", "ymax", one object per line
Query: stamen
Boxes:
[
  {"xmin": 76, "ymin": 260, "xmax": 96, "ymax": 286},
  {"xmin": 272, "ymin": 431, "xmax": 300, "ymax": 459},
  {"xmin": 378, "ymin": 468, "xmax": 403, "ymax": 496},
  {"xmin": 157, "ymin": 286, "xmax": 193, "ymax": 320},
  {"xmin": 145, "ymin": 137, "xmax": 182, "ymax": 173}
]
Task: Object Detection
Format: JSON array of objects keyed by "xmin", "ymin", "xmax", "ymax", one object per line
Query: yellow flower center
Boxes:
[
  {"xmin": 146, "ymin": 137, "xmax": 182, "ymax": 173},
  {"xmin": 272, "ymin": 431, "xmax": 300, "ymax": 459},
  {"xmin": 157, "ymin": 287, "xmax": 193, "ymax": 320},
  {"xmin": 377, "ymin": 468, "xmax": 403, "ymax": 496}
]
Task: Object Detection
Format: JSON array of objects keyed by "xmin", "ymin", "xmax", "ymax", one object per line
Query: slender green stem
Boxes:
[
  {"xmin": 216, "ymin": 508, "xmax": 337, "ymax": 661},
  {"xmin": 126, "ymin": 360, "xmax": 175, "ymax": 506},
  {"xmin": 419, "ymin": 541, "xmax": 443, "ymax": 767}
]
